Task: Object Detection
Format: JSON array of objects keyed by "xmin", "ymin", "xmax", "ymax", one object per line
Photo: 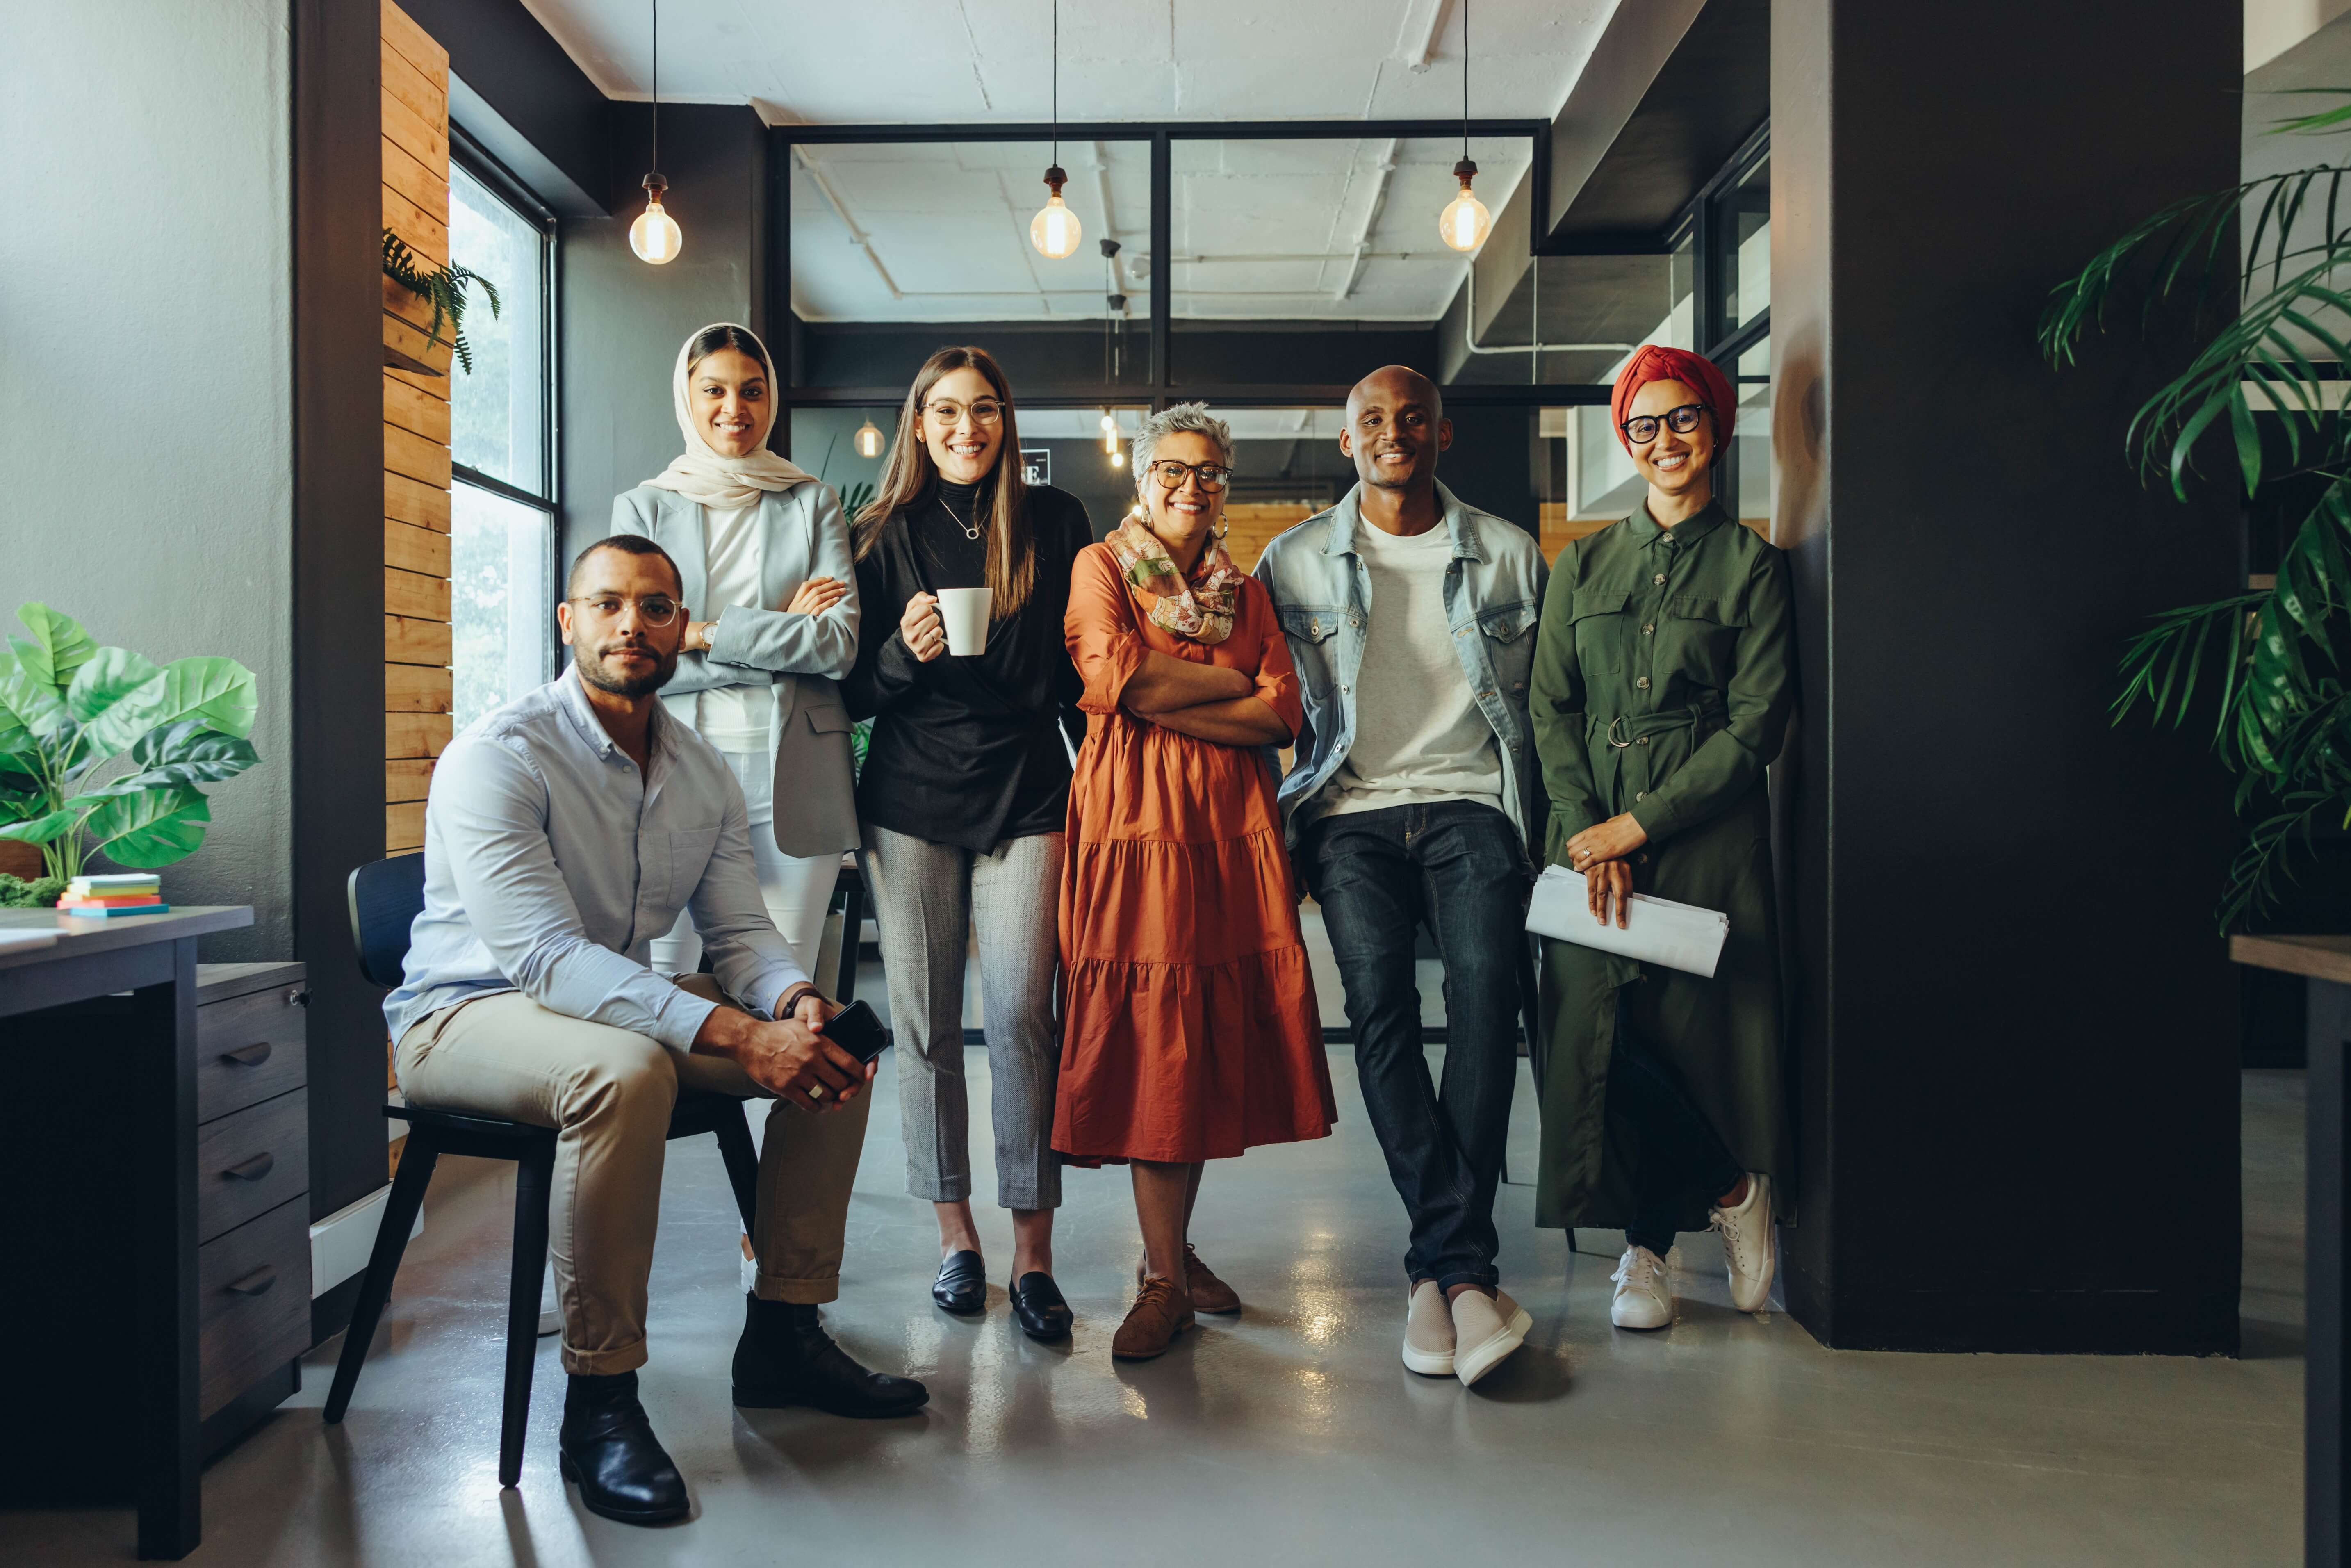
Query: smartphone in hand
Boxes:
[{"xmin": 818, "ymin": 999, "xmax": 891, "ymax": 1064}]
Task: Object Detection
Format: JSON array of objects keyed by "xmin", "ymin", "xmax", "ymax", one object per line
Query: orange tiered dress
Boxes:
[{"xmin": 1053, "ymin": 542, "xmax": 1336, "ymax": 1164}]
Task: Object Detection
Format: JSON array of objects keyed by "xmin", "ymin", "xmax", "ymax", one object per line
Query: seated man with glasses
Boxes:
[{"xmin": 385, "ymin": 534, "xmax": 926, "ymax": 1528}]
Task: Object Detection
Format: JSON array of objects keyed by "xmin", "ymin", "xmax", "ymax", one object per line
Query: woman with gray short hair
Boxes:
[{"xmin": 1054, "ymin": 402, "xmax": 1336, "ymax": 1361}]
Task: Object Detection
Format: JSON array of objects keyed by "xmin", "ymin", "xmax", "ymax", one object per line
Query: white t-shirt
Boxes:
[
  {"xmin": 1317, "ymin": 520, "xmax": 1503, "ymax": 820},
  {"xmin": 695, "ymin": 501, "xmax": 774, "ymax": 754}
]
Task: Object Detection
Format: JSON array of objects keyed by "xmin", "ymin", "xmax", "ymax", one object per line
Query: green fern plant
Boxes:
[
  {"xmin": 382, "ymin": 229, "xmax": 500, "ymax": 374},
  {"xmin": 2043, "ymin": 89, "xmax": 2351, "ymax": 926}
]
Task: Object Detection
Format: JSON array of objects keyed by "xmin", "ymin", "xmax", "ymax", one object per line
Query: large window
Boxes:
[{"xmin": 448, "ymin": 153, "xmax": 557, "ymax": 728}]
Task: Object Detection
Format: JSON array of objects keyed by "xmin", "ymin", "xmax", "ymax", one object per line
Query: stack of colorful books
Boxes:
[{"xmin": 57, "ymin": 873, "xmax": 169, "ymax": 917}]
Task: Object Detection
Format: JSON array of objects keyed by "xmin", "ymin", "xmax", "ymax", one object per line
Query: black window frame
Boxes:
[{"xmin": 447, "ymin": 124, "xmax": 563, "ymax": 692}]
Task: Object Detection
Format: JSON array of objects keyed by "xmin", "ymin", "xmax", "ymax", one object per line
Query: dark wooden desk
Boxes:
[
  {"xmin": 2233, "ymin": 934, "xmax": 2351, "ymax": 1568},
  {"xmin": 0, "ymin": 905, "xmax": 253, "ymax": 1560}
]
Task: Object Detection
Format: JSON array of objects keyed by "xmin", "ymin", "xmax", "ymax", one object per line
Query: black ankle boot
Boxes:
[
  {"xmin": 558, "ymin": 1370, "xmax": 688, "ymax": 1525},
  {"xmin": 731, "ymin": 1294, "xmax": 929, "ymax": 1418}
]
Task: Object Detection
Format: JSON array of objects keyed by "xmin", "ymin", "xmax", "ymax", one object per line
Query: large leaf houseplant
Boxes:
[
  {"xmin": 2044, "ymin": 91, "xmax": 2351, "ymax": 925},
  {"xmin": 0, "ymin": 604, "xmax": 260, "ymax": 881}
]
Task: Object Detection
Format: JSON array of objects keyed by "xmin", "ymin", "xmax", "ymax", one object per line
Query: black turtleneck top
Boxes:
[{"xmin": 844, "ymin": 478, "xmax": 1094, "ymax": 850}]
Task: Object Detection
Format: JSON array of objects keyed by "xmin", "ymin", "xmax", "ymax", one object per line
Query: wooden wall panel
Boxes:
[{"xmin": 382, "ymin": 0, "xmax": 451, "ymax": 1174}]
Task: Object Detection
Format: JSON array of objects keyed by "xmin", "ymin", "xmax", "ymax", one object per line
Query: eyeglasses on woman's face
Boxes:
[
  {"xmin": 1619, "ymin": 404, "xmax": 1708, "ymax": 446},
  {"xmin": 923, "ymin": 397, "xmax": 1006, "ymax": 428},
  {"xmin": 568, "ymin": 594, "xmax": 681, "ymax": 628},
  {"xmin": 1148, "ymin": 459, "xmax": 1233, "ymax": 494}
]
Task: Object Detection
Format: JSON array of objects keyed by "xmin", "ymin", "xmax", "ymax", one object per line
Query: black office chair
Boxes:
[{"xmin": 323, "ymin": 852, "xmax": 763, "ymax": 1489}]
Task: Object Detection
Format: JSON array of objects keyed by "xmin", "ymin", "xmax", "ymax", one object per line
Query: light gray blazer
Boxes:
[{"xmin": 611, "ymin": 481, "xmax": 861, "ymax": 857}]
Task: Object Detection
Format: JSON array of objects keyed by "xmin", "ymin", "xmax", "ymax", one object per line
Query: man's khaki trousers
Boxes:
[{"xmin": 393, "ymin": 975, "xmax": 870, "ymax": 1376}]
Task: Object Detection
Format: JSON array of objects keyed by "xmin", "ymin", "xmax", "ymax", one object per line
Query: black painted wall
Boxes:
[
  {"xmin": 1772, "ymin": 0, "xmax": 2243, "ymax": 1353},
  {"xmin": 292, "ymin": 0, "xmax": 388, "ymax": 1280}
]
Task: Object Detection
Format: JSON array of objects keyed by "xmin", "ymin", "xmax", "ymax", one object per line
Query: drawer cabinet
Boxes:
[
  {"xmin": 194, "ymin": 978, "xmax": 310, "ymax": 1122},
  {"xmin": 193, "ymin": 963, "xmax": 312, "ymax": 1422}
]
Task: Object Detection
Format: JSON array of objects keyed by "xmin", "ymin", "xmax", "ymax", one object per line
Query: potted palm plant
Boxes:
[
  {"xmin": 2044, "ymin": 91, "xmax": 2351, "ymax": 925},
  {"xmin": 0, "ymin": 604, "xmax": 260, "ymax": 889}
]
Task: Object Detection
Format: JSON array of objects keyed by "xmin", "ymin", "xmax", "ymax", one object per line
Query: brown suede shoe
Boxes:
[
  {"xmin": 1137, "ymin": 1244, "xmax": 1241, "ymax": 1315},
  {"xmin": 1182, "ymin": 1244, "xmax": 1241, "ymax": 1314},
  {"xmin": 1112, "ymin": 1276, "xmax": 1194, "ymax": 1360}
]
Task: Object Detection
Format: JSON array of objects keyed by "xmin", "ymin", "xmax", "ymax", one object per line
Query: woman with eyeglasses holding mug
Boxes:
[
  {"xmin": 843, "ymin": 346, "xmax": 1093, "ymax": 1342},
  {"xmin": 1527, "ymin": 346, "xmax": 1793, "ymax": 1333},
  {"xmin": 1056, "ymin": 403, "xmax": 1333, "ymax": 1361}
]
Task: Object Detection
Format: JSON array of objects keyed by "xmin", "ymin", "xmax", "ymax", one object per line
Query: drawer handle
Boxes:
[
  {"xmin": 226, "ymin": 1265, "xmax": 277, "ymax": 1297},
  {"xmin": 221, "ymin": 1042, "xmax": 272, "ymax": 1067},
  {"xmin": 286, "ymin": 988, "xmax": 309, "ymax": 1009},
  {"xmin": 223, "ymin": 1152, "xmax": 275, "ymax": 1182}
]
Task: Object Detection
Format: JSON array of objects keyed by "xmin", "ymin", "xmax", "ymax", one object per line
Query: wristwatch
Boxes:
[{"xmin": 697, "ymin": 619, "xmax": 719, "ymax": 653}]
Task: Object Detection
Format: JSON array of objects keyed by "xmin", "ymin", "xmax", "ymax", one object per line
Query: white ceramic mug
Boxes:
[{"xmin": 936, "ymin": 587, "xmax": 991, "ymax": 656}]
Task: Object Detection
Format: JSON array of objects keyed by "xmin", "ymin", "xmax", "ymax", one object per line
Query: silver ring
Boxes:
[{"xmin": 808, "ymin": 1083, "xmax": 827, "ymax": 1099}]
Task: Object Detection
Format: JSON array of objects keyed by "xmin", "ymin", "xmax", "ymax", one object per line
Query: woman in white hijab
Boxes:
[
  {"xmin": 610, "ymin": 328, "xmax": 905, "ymax": 1407},
  {"xmin": 613, "ymin": 322, "xmax": 861, "ymax": 979}
]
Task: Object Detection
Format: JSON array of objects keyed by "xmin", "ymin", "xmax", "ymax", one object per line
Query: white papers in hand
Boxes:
[{"xmin": 1524, "ymin": 866, "xmax": 1728, "ymax": 979}]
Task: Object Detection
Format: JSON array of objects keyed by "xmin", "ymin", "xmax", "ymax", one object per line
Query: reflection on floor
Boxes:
[{"xmin": 6, "ymin": 1066, "xmax": 2306, "ymax": 1565}]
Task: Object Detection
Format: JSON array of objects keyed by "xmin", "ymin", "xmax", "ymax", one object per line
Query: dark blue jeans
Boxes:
[{"xmin": 1307, "ymin": 800, "xmax": 1528, "ymax": 1293}]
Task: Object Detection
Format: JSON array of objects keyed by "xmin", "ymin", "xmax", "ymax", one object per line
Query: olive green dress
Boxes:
[{"xmin": 1528, "ymin": 499, "xmax": 1794, "ymax": 1232}]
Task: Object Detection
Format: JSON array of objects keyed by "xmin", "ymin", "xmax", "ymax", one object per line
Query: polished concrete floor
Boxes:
[{"xmin": 7, "ymin": 1047, "xmax": 2306, "ymax": 1564}]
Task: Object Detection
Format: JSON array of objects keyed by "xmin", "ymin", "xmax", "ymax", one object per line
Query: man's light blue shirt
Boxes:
[{"xmin": 383, "ymin": 670, "xmax": 809, "ymax": 1049}]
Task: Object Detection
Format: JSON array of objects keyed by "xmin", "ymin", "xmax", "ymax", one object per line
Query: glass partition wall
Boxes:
[{"xmin": 772, "ymin": 121, "xmax": 1766, "ymax": 553}]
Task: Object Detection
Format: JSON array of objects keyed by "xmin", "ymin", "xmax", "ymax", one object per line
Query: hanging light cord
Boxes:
[
  {"xmin": 1460, "ymin": 0, "xmax": 1470, "ymax": 162},
  {"xmin": 1052, "ymin": 0, "xmax": 1061, "ymax": 169},
  {"xmin": 650, "ymin": 0, "xmax": 661, "ymax": 173}
]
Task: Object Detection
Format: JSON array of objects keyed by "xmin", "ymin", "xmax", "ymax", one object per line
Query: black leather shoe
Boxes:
[
  {"xmin": 558, "ymin": 1370, "xmax": 688, "ymax": 1525},
  {"xmin": 932, "ymin": 1249, "xmax": 986, "ymax": 1315},
  {"xmin": 732, "ymin": 1295, "xmax": 929, "ymax": 1418},
  {"xmin": 1010, "ymin": 1272, "xmax": 1073, "ymax": 1342}
]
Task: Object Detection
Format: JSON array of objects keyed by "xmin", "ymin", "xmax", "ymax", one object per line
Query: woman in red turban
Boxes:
[{"xmin": 1526, "ymin": 344, "xmax": 1795, "ymax": 1333}]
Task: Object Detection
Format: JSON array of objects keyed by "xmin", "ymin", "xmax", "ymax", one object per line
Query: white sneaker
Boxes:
[
  {"xmin": 1610, "ymin": 1246, "xmax": 1673, "ymax": 1330},
  {"xmin": 1401, "ymin": 1280, "xmax": 1455, "ymax": 1377},
  {"xmin": 1450, "ymin": 1288, "xmax": 1532, "ymax": 1387},
  {"xmin": 1709, "ymin": 1173, "xmax": 1777, "ymax": 1313}
]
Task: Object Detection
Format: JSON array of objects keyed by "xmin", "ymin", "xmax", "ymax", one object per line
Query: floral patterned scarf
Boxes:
[{"xmin": 1105, "ymin": 517, "xmax": 1244, "ymax": 645}]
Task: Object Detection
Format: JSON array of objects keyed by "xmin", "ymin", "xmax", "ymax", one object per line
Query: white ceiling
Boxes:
[
  {"xmin": 523, "ymin": 0, "xmax": 1614, "ymax": 124},
  {"xmin": 521, "ymin": 0, "xmax": 1620, "ymax": 324}
]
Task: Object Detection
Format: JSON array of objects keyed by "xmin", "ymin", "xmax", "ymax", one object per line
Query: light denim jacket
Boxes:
[{"xmin": 1253, "ymin": 479, "xmax": 1549, "ymax": 850}]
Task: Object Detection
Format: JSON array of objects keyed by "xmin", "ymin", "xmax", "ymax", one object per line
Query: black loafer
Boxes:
[
  {"xmin": 932, "ymin": 1249, "xmax": 986, "ymax": 1315},
  {"xmin": 1010, "ymin": 1272, "xmax": 1073, "ymax": 1342},
  {"xmin": 557, "ymin": 1371, "xmax": 688, "ymax": 1525}
]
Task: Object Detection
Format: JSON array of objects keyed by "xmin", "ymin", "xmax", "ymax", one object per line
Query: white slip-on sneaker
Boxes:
[
  {"xmin": 1402, "ymin": 1280, "xmax": 1455, "ymax": 1377},
  {"xmin": 1450, "ymin": 1289, "xmax": 1532, "ymax": 1387},
  {"xmin": 1709, "ymin": 1173, "xmax": 1777, "ymax": 1313},
  {"xmin": 1610, "ymin": 1246, "xmax": 1673, "ymax": 1330}
]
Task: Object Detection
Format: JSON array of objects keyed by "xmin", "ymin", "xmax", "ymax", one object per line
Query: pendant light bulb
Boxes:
[
  {"xmin": 631, "ymin": 174, "xmax": 682, "ymax": 264},
  {"xmin": 1031, "ymin": 166, "xmax": 1083, "ymax": 260},
  {"xmin": 1439, "ymin": 161, "xmax": 1491, "ymax": 253},
  {"xmin": 1099, "ymin": 410, "xmax": 1118, "ymax": 436},
  {"xmin": 1108, "ymin": 445, "xmax": 1125, "ymax": 470},
  {"xmin": 853, "ymin": 416, "xmax": 885, "ymax": 460}
]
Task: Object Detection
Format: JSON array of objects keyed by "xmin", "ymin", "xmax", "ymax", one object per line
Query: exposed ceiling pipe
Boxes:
[
  {"xmin": 1395, "ymin": 0, "xmax": 1452, "ymax": 68},
  {"xmin": 1459, "ymin": 259, "xmax": 1632, "ymax": 362},
  {"xmin": 1333, "ymin": 138, "xmax": 1401, "ymax": 303},
  {"xmin": 792, "ymin": 145, "xmax": 903, "ymax": 301}
]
